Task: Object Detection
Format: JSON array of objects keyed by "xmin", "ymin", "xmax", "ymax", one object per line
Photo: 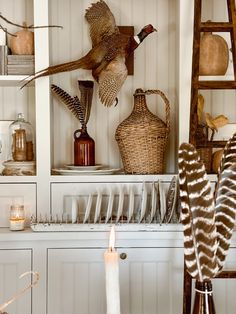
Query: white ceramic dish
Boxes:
[
  {"xmin": 105, "ymin": 190, "xmax": 114, "ymax": 223},
  {"xmin": 52, "ymin": 168, "xmax": 121, "ymax": 175},
  {"xmin": 83, "ymin": 194, "xmax": 93, "ymax": 224},
  {"xmin": 139, "ymin": 182, "xmax": 148, "ymax": 223},
  {"xmin": 94, "ymin": 191, "xmax": 102, "ymax": 223},
  {"xmin": 65, "ymin": 164, "xmax": 103, "ymax": 171},
  {"xmin": 149, "ymin": 181, "xmax": 159, "ymax": 223},
  {"xmin": 127, "ymin": 185, "xmax": 135, "ymax": 223},
  {"xmin": 116, "ymin": 186, "xmax": 124, "ymax": 223}
]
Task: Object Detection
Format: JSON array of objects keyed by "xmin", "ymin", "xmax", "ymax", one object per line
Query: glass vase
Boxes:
[{"xmin": 192, "ymin": 280, "xmax": 216, "ymax": 314}]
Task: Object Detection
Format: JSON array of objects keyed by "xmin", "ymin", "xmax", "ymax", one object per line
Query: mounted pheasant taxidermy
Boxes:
[
  {"xmin": 178, "ymin": 133, "xmax": 236, "ymax": 312},
  {"xmin": 22, "ymin": 0, "xmax": 157, "ymax": 107}
]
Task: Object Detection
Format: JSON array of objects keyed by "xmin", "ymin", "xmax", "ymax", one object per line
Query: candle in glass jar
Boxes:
[
  {"xmin": 104, "ymin": 226, "xmax": 121, "ymax": 314},
  {"xmin": 9, "ymin": 205, "xmax": 25, "ymax": 231}
]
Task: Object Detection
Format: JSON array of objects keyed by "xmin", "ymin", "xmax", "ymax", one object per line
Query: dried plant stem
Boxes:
[
  {"xmin": 0, "ymin": 24, "xmax": 15, "ymax": 36},
  {"xmin": 0, "ymin": 13, "xmax": 62, "ymax": 36}
]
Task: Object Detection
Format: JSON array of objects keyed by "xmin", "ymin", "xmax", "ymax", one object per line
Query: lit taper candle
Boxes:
[{"xmin": 104, "ymin": 226, "xmax": 121, "ymax": 314}]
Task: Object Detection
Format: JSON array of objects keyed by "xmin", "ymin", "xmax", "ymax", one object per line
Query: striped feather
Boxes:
[
  {"xmin": 179, "ymin": 143, "xmax": 218, "ymax": 281},
  {"xmin": 51, "ymin": 84, "xmax": 85, "ymax": 127},
  {"xmin": 214, "ymin": 132, "xmax": 236, "ymax": 271},
  {"xmin": 78, "ymin": 80, "xmax": 94, "ymax": 125}
]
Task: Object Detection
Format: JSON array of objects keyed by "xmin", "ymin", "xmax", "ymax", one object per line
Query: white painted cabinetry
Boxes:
[
  {"xmin": 1, "ymin": 229, "xmax": 236, "ymax": 314},
  {"xmin": 47, "ymin": 247, "xmax": 183, "ymax": 314},
  {"xmin": 0, "ymin": 249, "xmax": 32, "ymax": 314}
]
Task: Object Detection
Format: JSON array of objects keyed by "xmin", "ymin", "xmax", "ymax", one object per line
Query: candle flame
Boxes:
[{"xmin": 109, "ymin": 226, "xmax": 116, "ymax": 251}]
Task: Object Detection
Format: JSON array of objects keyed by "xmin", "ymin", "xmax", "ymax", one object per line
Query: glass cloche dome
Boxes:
[{"xmin": 8, "ymin": 113, "xmax": 35, "ymax": 162}]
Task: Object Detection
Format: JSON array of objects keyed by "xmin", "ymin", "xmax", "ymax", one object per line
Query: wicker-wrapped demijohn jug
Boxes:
[{"xmin": 115, "ymin": 89, "xmax": 170, "ymax": 174}]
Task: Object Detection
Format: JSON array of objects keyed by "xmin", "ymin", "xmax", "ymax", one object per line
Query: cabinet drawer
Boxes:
[{"xmin": 0, "ymin": 183, "xmax": 36, "ymax": 227}]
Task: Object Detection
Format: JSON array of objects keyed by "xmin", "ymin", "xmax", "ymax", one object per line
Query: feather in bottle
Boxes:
[
  {"xmin": 179, "ymin": 143, "xmax": 218, "ymax": 281},
  {"xmin": 78, "ymin": 80, "xmax": 94, "ymax": 126},
  {"xmin": 51, "ymin": 84, "xmax": 85, "ymax": 128}
]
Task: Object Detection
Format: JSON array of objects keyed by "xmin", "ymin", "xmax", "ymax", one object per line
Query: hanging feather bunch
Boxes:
[
  {"xmin": 179, "ymin": 142, "xmax": 218, "ymax": 281},
  {"xmin": 178, "ymin": 132, "xmax": 236, "ymax": 281},
  {"xmin": 51, "ymin": 80, "xmax": 94, "ymax": 129}
]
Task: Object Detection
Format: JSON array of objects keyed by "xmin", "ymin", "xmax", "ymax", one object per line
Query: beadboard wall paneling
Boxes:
[
  {"xmin": 49, "ymin": 0, "xmax": 177, "ymax": 172},
  {"xmin": 0, "ymin": 0, "xmax": 35, "ymax": 128}
]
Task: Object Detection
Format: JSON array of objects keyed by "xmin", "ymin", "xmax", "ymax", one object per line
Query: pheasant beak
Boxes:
[{"xmin": 153, "ymin": 27, "xmax": 157, "ymax": 32}]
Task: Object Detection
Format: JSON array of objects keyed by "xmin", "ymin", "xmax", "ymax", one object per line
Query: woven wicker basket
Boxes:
[{"xmin": 115, "ymin": 89, "xmax": 170, "ymax": 174}]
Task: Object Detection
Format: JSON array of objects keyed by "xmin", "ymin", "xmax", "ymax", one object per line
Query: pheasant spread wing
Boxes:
[
  {"xmin": 85, "ymin": 0, "xmax": 119, "ymax": 47},
  {"xmin": 98, "ymin": 56, "xmax": 127, "ymax": 107}
]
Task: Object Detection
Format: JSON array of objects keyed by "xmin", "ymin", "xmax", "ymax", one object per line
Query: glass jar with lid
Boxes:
[{"xmin": 8, "ymin": 113, "xmax": 35, "ymax": 162}]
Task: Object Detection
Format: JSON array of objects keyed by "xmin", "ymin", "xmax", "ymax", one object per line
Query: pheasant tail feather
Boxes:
[
  {"xmin": 179, "ymin": 143, "xmax": 218, "ymax": 281},
  {"xmin": 21, "ymin": 58, "xmax": 86, "ymax": 88},
  {"xmin": 51, "ymin": 84, "xmax": 85, "ymax": 126},
  {"xmin": 78, "ymin": 80, "xmax": 94, "ymax": 125}
]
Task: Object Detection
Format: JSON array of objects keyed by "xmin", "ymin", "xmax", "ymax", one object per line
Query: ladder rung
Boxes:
[
  {"xmin": 200, "ymin": 22, "xmax": 233, "ymax": 32},
  {"xmin": 197, "ymin": 80, "xmax": 236, "ymax": 89},
  {"xmin": 197, "ymin": 141, "xmax": 227, "ymax": 149}
]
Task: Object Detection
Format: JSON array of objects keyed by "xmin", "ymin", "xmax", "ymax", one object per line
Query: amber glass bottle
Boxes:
[
  {"xmin": 192, "ymin": 280, "xmax": 216, "ymax": 314},
  {"xmin": 74, "ymin": 127, "xmax": 95, "ymax": 166}
]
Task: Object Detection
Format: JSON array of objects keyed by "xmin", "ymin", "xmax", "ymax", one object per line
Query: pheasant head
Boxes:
[{"xmin": 136, "ymin": 24, "xmax": 157, "ymax": 43}]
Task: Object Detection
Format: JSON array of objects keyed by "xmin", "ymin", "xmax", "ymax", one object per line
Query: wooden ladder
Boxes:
[
  {"xmin": 189, "ymin": 0, "xmax": 236, "ymax": 153},
  {"xmin": 183, "ymin": 2, "xmax": 236, "ymax": 313}
]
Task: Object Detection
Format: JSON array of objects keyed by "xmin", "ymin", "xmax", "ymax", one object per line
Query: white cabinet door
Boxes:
[
  {"xmin": 0, "ymin": 249, "xmax": 32, "ymax": 314},
  {"xmin": 48, "ymin": 247, "xmax": 183, "ymax": 314}
]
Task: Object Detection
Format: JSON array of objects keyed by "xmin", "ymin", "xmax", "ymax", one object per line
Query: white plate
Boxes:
[
  {"xmin": 116, "ymin": 186, "xmax": 124, "ymax": 223},
  {"xmin": 127, "ymin": 185, "xmax": 135, "ymax": 223},
  {"xmin": 52, "ymin": 168, "xmax": 121, "ymax": 175},
  {"xmin": 83, "ymin": 194, "xmax": 93, "ymax": 224},
  {"xmin": 159, "ymin": 181, "xmax": 167, "ymax": 224},
  {"xmin": 105, "ymin": 190, "xmax": 114, "ymax": 223},
  {"xmin": 139, "ymin": 182, "xmax": 148, "ymax": 223},
  {"xmin": 94, "ymin": 191, "xmax": 102, "ymax": 223},
  {"xmin": 149, "ymin": 181, "xmax": 159, "ymax": 223},
  {"xmin": 65, "ymin": 164, "xmax": 103, "ymax": 171}
]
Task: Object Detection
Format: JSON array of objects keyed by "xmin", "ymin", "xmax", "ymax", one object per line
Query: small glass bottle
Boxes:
[
  {"xmin": 193, "ymin": 280, "xmax": 216, "ymax": 314},
  {"xmin": 9, "ymin": 113, "xmax": 35, "ymax": 162},
  {"xmin": 74, "ymin": 127, "xmax": 95, "ymax": 166}
]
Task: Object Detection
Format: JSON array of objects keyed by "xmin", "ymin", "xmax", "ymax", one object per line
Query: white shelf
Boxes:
[
  {"xmin": 0, "ymin": 75, "xmax": 34, "ymax": 86},
  {"xmin": 50, "ymin": 174, "xmax": 178, "ymax": 183},
  {"xmin": 0, "ymin": 175, "xmax": 38, "ymax": 183}
]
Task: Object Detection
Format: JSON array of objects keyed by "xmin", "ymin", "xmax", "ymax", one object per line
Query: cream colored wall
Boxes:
[
  {"xmin": 48, "ymin": 0, "xmax": 178, "ymax": 172},
  {"xmin": 0, "ymin": 0, "xmax": 35, "ymax": 127},
  {"xmin": 2, "ymin": 1, "xmax": 234, "ymax": 174}
]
